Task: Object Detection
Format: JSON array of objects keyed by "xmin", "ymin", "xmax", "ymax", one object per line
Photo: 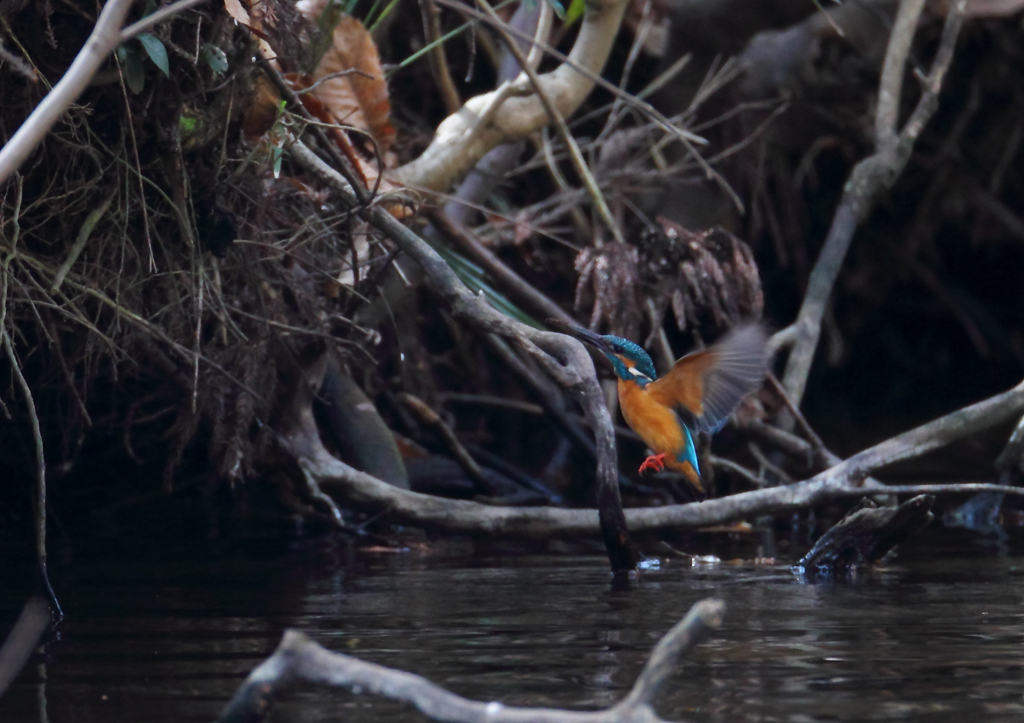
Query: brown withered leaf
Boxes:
[
  {"xmin": 296, "ymin": 2, "xmax": 395, "ymax": 153},
  {"xmin": 224, "ymin": 0, "xmax": 256, "ymax": 27},
  {"xmin": 224, "ymin": 0, "xmax": 276, "ymax": 58}
]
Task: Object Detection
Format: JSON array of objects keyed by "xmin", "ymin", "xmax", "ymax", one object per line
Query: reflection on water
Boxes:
[{"xmin": 2, "ymin": 534, "xmax": 1024, "ymax": 722}]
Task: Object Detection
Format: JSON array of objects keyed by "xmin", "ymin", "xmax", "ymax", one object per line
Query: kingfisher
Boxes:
[{"xmin": 550, "ymin": 320, "xmax": 768, "ymax": 497}]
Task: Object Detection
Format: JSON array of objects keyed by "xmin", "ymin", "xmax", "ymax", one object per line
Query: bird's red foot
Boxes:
[{"xmin": 638, "ymin": 453, "xmax": 666, "ymax": 474}]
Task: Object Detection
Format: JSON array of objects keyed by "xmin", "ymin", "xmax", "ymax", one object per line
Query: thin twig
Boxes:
[
  {"xmin": 2, "ymin": 332, "xmax": 61, "ymax": 616},
  {"xmin": 426, "ymin": 206, "xmax": 572, "ymax": 324},
  {"xmin": 118, "ymin": 0, "xmax": 208, "ymax": 43},
  {"xmin": 400, "ymin": 392, "xmax": 489, "ymax": 490}
]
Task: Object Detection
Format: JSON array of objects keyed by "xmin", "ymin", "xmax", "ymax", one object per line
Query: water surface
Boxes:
[{"xmin": 2, "ymin": 534, "xmax": 1024, "ymax": 722}]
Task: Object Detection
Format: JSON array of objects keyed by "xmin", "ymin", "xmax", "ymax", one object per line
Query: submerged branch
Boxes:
[{"xmin": 217, "ymin": 598, "xmax": 725, "ymax": 723}]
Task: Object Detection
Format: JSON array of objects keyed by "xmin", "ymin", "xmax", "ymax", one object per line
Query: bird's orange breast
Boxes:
[{"xmin": 618, "ymin": 379, "xmax": 687, "ymax": 458}]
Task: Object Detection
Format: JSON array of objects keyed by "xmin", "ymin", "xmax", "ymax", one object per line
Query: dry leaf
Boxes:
[
  {"xmin": 224, "ymin": 0, "xmax": 254, "ymax": 26},
  {"xmin": 297, "ymin": 1, "xmax": 395, "ymax": 153},
  {"xmin": 223, "ymin": 0, "xmax": 275, "ymax": 58}
]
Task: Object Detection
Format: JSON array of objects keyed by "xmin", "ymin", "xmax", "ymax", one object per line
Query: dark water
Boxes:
[{"xmin": 2, "ymin": 534, "xmax": 1024, "ymax": 723}]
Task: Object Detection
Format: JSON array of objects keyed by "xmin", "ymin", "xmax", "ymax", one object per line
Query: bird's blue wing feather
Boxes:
[{"xmin": 673, "ymin": 424, "xmax": 700, "ymax": 478}]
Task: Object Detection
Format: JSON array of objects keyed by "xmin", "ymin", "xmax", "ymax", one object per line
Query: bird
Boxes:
[{"xmin": 549, "ymin": 320, "xmax": 768, "ymax": 497}]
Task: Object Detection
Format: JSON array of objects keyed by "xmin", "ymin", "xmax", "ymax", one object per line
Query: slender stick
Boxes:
[
  {"xmin": 476, "ymin": 0, "xmax": 625, "ymax": 245},
  {"xmin": 2, "ymin": 332, "xmax": 61, "ymax": 616},
  {"xmin": 118, "ymin": 0, "xmax": 207, "ymax": 43},
  {"xmin": 418, "ymin": 0, "xmax": 462, "ymax": 115}
]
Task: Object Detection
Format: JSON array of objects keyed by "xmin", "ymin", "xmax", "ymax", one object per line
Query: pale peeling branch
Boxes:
[
  {"xmin": 392, "ymin": 0, "xmax": 629, "ymax": 192},
  {"xmin": 216, "ymin": 598, "xmax": 726, "ymax": 723}
]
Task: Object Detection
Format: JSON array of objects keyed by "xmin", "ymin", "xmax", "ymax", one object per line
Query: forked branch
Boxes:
[
  {"xmin": 281, "ymin": 372, "xmax": 1024, "ymax": 537},
  {"xmin": 0, "ymin": 0, "xmax": 207, "ymax": 186},
  {"xmin": 779, "ymin": 0, "xmax": 968, "ymax": 404},
  {"xmin": 216, "ymin": 598, "xmax": 726, "ymax": 723}
]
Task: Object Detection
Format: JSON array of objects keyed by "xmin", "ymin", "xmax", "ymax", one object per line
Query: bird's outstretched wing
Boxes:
[{"xmin": 647, "ymin": 324, "xmax": 768, "ymax": 435}]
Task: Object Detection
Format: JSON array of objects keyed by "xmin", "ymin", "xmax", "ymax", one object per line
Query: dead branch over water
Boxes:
[
  {"xmin": 217, "ymin": 598, "xmax": 726, "ymax": 723},
  {"xmin": 281, "ymin": 359, "xmax": 1024, "ymax": 537}
]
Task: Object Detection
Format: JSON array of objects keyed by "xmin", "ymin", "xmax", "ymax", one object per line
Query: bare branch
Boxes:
[
  {"xmin": 118, "ymin": 0, "xmax": 207, "ymax": 43},
  {"xmin": 418, "ymin": 0, "xmax": 462, "ymax": 116},
  {"xmin": 477, "ymin": 0, "xmax": 625, "ymax": 245},
  {"xmin": 217, "ymin": 598, "xmax": 725, "ymax": 723},
  {"xmin": 781, "ymin": 0, "xmax": 968, "ymax": 405},
  {"xmin": 286, "ymin": 379, "xmax": 1024, "ymax": 537}
]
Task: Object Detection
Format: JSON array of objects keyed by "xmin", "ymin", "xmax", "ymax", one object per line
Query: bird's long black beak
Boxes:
[{"xmin": 546, "ymin": 318, "xmax": 613, "ymax": 354}]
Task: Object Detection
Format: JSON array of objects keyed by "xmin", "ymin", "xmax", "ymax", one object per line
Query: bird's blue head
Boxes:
[
  {"xmin": 596, "ymin": 335, "xmax": 657, "ymax": 386},
  {"xmin": 547, "ymin": 320, "xmax": 658, "ymax": 386}
]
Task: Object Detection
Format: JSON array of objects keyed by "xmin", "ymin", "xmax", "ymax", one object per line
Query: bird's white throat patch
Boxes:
[{"xmin": 628, "ymin": 367, "xmax": 652, "ymax": 382}]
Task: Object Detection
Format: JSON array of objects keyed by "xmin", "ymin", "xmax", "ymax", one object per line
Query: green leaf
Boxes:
[
  {"xmin": 137, "ymin": 33, "xmax": 169, "ymax": 76},
  {"xmin": 565, "ymin": 0, "xmax": 585, "ymax": 26},
  {"xmin": 120, "ymin": 45, "xmax": 146, "ymax": 94},
  {"xmin": 200, "ymin": 43, "xmax": 228, "ymax": 74},
  {"xmin": 179, "ymin": 115, "xmax": 198, "ymax": 136},
  {"xmin": 543, "ymin": 0, "xmax": 566, "ymax": 21},
  {"xmin": 430, "ymin": 240, "xmax": 539, "ymax": 327},
  {"xmin": 272, "ymin": 144, "xmax": 284, "ymax": 179}
]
